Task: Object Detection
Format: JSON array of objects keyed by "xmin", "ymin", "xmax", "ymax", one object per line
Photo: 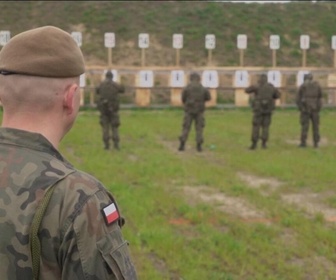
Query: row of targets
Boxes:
[{"xmin": 80, "ymin": 70, "xmax": 311, "ymax": 88}]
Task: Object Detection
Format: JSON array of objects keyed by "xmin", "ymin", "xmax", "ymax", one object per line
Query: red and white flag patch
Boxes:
[{"xmin": 102, "ymin": 203, "xmax": 119, "ymax": 225}]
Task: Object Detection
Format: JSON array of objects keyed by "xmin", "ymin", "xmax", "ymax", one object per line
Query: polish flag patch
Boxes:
[{"xmin": 102, "ymin": 203, "xmax": 119, "ymax": 225}]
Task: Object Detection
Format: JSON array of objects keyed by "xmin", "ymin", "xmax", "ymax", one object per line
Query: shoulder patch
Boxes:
[{"xmin": 102, "ymin": 203, "xmax": 120, "ymax": 225}]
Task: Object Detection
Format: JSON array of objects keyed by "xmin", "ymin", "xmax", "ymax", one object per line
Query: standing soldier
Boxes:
[
  {"xmin": 245, "ymin": 74, "xmax": 280, "ymax": 150},
  {"xmin": 178, "ymin": 72, "xmax": 211, "ymax": 152},
  {"xmin": 296, "ymin": 73, "xmax": 323, "ymax": 148},
  {"xmin": 96, "ymin": 70, "xmax": 125, "ymax": 150},
  {"xmin": 0, "ymin": 26, "xmax": 137, "ymax": 280}
]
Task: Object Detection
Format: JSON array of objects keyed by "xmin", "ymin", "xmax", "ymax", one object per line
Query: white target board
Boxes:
[
  {"xmin": 300, "ymin": 35, "xmax": 310, "ymax": 50},
  {"xmin": 138, "ymin": 70, "xmax": 154, "ymax": 88},
  {"xmin": 267, "ymin": 71, "xmax": 281, "ymax": 88},
  {"xmin": 205, "ymin": 34, "xmax": 216, "ymax": 50},
  {"xmin": 270, "ymin": 35, "xmax": 280, "ymax": 50},
  {"xmin": 297, "ymin": 70, "xmax": 310, "ymax": 86},
  {"xmin": 80, "ymin": 73, "xmax": 85, "ymax": 88},
  {"xmin": 0, "ymin": 30, "xmax": 10, "ymax": 46},
  {"xmin": 138, "ymin": 33, "xmax": 149, "ymax": 49},
  {"xmin": 234, "ymin": 70, "xmax": 249, "ymax": 87},
  {"xmin": 332, "ymin": 35, "xmax": 336, "ymax": 50},
  {"xmin": 173, "ymin": 34, "xmax": 183, "ymax": 49},
  {"xmin": 170, "ymin": 70, "xmax": 185, "ymax": 87},
  {"xmin": 71, "ymin": 32, "xmax": 82, "ymax": 47},
  {"xmin": 103, "ymin": 69, "xmax": 118, "ymax": 82},
  {"xmin": 104, "ymin": 32, "xmax": 115, "ymax": 48},
  {"xmin": 201, "ymin": 70, "xmax": 218, "ymax": 88},
  {"xmin": 237, "ymin": 34, "xmax": 247, "ymax": 50}
]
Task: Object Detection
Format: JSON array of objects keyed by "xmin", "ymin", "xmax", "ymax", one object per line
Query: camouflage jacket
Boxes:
[
  {"xmin": 96, "ymin": 79, "xmax": 125, "ymax": 112},
  {"xmin": 245, "ymin": 83, "xmax": 280, "ymax": 114},
  {"xmin": 181, "ymin": 81, "xmax": 211, "ymax": 114},
  {"xmin": 296, "ymin": 80, "xmax": 322, "ymax": 112},
  {"xmin": 0, "ymin": 128, "xmax": 137, "ymax": 280}
]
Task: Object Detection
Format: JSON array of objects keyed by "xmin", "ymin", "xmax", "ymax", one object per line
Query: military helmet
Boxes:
[
  {"xmin": 259, "ymin": 74, "xmax": 267, "ymax": 84},
  {"xmin": 306, "ymin": 73, "xmax": 313, "ymax": 80},
  {"xmin": 190, "ymin": 72, "xmax": 200, "ymax": 81},
  {"xmin": 105, "ymin": 70, "xmax": 113, "ymax": 78}
]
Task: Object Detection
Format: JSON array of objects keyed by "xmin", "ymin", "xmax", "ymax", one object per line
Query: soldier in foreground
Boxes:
[
  {"xmin": 96, "ymin": 70, "xmax": 125, "ymax": 150},
  {"xmin": 296, "ymin": 73, "xmax": 323, "ymax": 148},
  {"xmin": 0, "ymin": 26, "xmax": 137, "ymax": 279},
  {"xmin": 178, "ymin": 72, "xmax": 211, "ymax": 152},
  {"xmin": 245, "ymin": 74, "xmax": 280, "ymax": 150}
]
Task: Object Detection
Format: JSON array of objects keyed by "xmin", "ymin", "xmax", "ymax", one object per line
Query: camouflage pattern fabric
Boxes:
[
  {"xmin": 180, "ymin": 112, "xmax": 206, "ymax": 145},
  {"xmin": 296, "ymin": 79, "xmax": 322, "ymax": 145},
  {"xmin": 245, "ymin": 77, "xmax": 280, "ymax": 143},
  {"xmin": 96, "ymin": 78, "xmax": 125, "ymax": 149},
  {"xmin": 179, "ymin": 80, "xmax": 211, "ymax": 145},
  {"xmin": 0, "ymin": 128, "xmax": 137, "ymax": 279}
]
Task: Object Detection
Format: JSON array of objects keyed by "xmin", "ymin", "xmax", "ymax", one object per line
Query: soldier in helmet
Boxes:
[
  {"xmin": 96, "ymin": 70, "xmax": 125, "ymax": 150},
  {"xmin": 245, "ymin": 74, "xmax": 280, "ymax": 150},
  {"xmin": 296, "ymin": 73, "xmax": 323, "ymax": 148},
  {"xmin": 178, "ymin": 72, "xmax": 211, "ymax": 152}
]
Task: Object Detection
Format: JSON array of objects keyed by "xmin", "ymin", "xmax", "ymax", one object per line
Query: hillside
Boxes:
[{"xmin": 0, "ymin": 1, "xmax": 335, "ymax": 68}]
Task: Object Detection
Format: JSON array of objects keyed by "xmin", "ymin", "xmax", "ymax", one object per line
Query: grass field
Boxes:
[{"xmin": 60, "ymin": 108, "xmax": 336, "ymax": 280}]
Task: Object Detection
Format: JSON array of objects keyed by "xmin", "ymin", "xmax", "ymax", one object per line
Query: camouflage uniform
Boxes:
[
  {"xmin": 96, "ymin": 71, "xmax": 125, "ymax": 150},
  {"xmin": 245, "ymin": 74, "xmax": 280, "ymax": 149},
  {"xmin": 296, "ymin": 73, "xmax": 323, "ymax": 148},
  {"xmin": 178, "ymin": 72, "xmax": 211, "ymax": 152},
  {"xmin": 0, "ymin": 128, "xmax": 137, "ymax": 279}
]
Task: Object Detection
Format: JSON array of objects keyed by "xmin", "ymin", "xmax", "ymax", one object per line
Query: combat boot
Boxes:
[
  {"xmin": 197, "ymin": 143, "xmax": 202, "ymax": 152},
  {"xmin": 104, "ymin": 141, "xmax": 110, "ymax": 150},
  {"xmin": 178, "ymin": 141, "xmax": 185, "ymax": 151},
  {"xmin": 262, "ymin": 140, "xmax": 267, "ymax": 149},
  {"xmin": 113, "ymin": 142, "xmax": 120, "ymax": 150},
  {"xmin": 314, "ymin": 142, "xmax": 319, "ymax": 148},
  {"xmin": 249, "ymin": 141, "xmax": 257, "ymax": 150},
  {"xmin": 298, "ymin": 142, "xmax": 306, "ymax": 148}
]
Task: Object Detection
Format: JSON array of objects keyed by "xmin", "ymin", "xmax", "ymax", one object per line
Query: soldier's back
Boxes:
[
  {"xmin": 184, "ymin": 82, "xmax": 207, "ymax": 113},
  {"xmin": 0, "ymin": 128, "xmax": 134, "ymax": 279}
]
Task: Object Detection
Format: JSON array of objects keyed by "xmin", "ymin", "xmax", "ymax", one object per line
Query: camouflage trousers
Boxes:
[
  {"xmin": 300, "ymin": 110, "xmax": 320, "ymax": 144},
  {"xmin": 179, "ymin": 112, "xmax": 205, "ymax": 144},
  {"xmin": 251, "ymin": 113, "xmax": 272, "ymax": 143},
  {"xmin": 99, "ymin": 110, "xmax": 120, "ymax": 148}
]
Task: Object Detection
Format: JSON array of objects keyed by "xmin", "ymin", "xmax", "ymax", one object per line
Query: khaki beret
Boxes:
[{"xmin": 0, "ymin": 25, "xmax": 85, "ymax": 77}]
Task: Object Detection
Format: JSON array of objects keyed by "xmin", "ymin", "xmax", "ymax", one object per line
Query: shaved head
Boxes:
[{"xmin": 0, "ymin": 75, "xmax": 79, "ymax": 113}]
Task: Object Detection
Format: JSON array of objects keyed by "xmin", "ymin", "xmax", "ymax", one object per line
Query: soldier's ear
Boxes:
[{"xmin": 63, "ymin": 83, "xmax": 79, "ymax": 115}]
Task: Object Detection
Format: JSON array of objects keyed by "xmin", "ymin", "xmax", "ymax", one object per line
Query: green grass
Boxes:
[{"xmin": 59, "ymin": 108, "xmax": 336, "ymax": 279}]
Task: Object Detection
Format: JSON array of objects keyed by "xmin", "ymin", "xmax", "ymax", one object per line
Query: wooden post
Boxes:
[
  {"xmin": 176, "ymin": 49, "xmax": 180, "ymax": 66},
  {"xmin": 171, "ymin": 88, "xmax": 183, "ymax": 106},
  {"xmin": 302, "ymin": 49, "xmax": 307, "ymax": 67},
  {"xmin": 141, "ymin": 49, "xmax": 145, "ymax": 67},
  {"xmin": 272, "ymin": 49, "xmax": 277, "ymax": 68},
  {"xmin": 208, "ymin": 49, "xmax": 212, "ymax": 66},
  {"xmin": 206, "ymin": 89, "xmax": 217, "ymax": 108},
  {"xmin": 108, "ymin": 47, "xmax": 112, "ymax": 68},
  {"xmin": 80, "ymin": 88, "xmax": 84, "ymax": 107},
  {"xmin": 233, "ymin": 72, "xmax": 250, "ymax": 107},
  {"xmin": 135, "ymin": 89, "xmax": 151, "ymax": 107},
  {"xmin": 239, "ymin": 49, "xmax": 244, "ymax": 67},
  {"xmin": 135, "ymin": 72, "xmax": 151, "ymax": 107},
  {"xmin": 327, "ymin": 73, "xmax": 336, "ymax": 105}
]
